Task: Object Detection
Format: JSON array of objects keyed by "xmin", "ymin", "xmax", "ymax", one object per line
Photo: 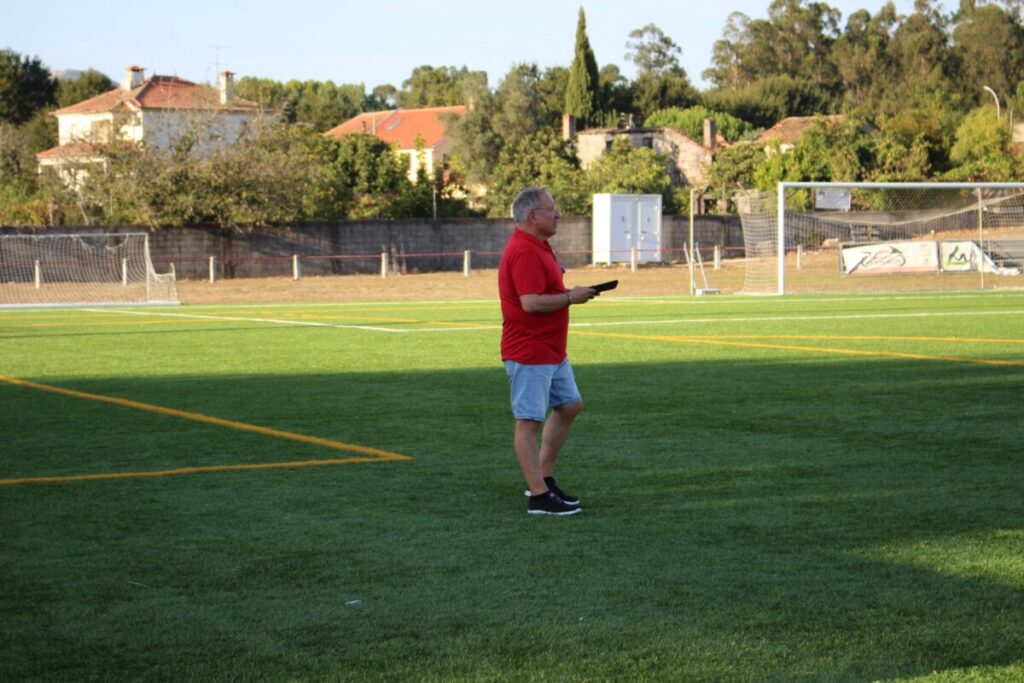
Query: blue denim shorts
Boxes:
[{"xmin": 504, "ymin": 358, "xmax": 582, "ymax": 421}]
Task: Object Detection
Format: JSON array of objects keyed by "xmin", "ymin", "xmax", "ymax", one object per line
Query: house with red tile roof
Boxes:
[
  {"xmin": 37, "ymin": 66, "xmax": 262, "ymax": 181},
  {"xmin": 323, "ymin": 105, "xmax": 466, "ymax": 182},
  {"xmin": 755, "ymin": 115, "xmax": 845, "ymax": 151}
]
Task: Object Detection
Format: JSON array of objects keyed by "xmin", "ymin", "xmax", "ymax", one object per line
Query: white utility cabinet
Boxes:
[{"xmin": 592, "ymin": 193, "xmax": 663, "ymax": 264}]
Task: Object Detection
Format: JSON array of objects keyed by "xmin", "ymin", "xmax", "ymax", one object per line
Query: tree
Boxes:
[
  {"xmin": 947, "ymin": 106, "xmax": 1019, "ymax": 180},
  {"xmin": 367, "ymin": 84, "xmax": 398, "ymax": 109},
  {"xmin": 831, "ymin": 5, "xmax": 899, "ymax": 110},
  {"xmin": 0, "ymin": 121, "xmax": 44, "ymax": 223},
  {"xmin": 0, "ymin": 121, "xmax": 39, "ymax": 183},
  {"xmin": 486, "ymin": 129, "xmax": 584, "ymax": 217},
  {"xmin": 764, "ymin": 0, "xmax": 841, "ymax": 90},
  {"xmin": 565, "ymin": 7, "xmax": 601, "ymax": 126},
  {"xmin": 235, "ymin": 77, "xmax": 365, "ymax": 131},
  {"xmin": 626, "ymin": 23, "xmax": 683, "ymax": 74},
  {"xmin": 625, "ymin": 24, "xmax": 698, "ymax": 118},
  {"xmin": 703, "ymin": 142, "xmax": 768, "ymax": 212},
  {"xmin": 443, "ymin": 89, "xmax": 502, "ymax": 187},
  {"xmin": 886, "ymin": 0, "xmax": 954, "ymax": 91},
  {"xmin": 873, "ymin": 82, "xmax": 962, "ymax": 175},
  {"xmin": 62, "ymin": 121, "xmax": 346, "ymax": 227},
  {"xmin": 538, "ymin": 66, "xmax": 570, "ymax": 124},
  {"xmin": 234, "ymin": 77, "xmax": 287, "ymax": 109},
  {"xmin": 597, "ymin": 64, "xmax": 633, "ymax": 125},
  {"xmin": 1009, "ymin": 80, "xmax": 1024, "ymax": 121},
  {"xmin": 445, "ymin": 63, "xmax": 553, "ymax": 188},
  {"xmin": 753, "ymin": 117, "xmax": 875, "ymax": 188},
  {"xmin": 868, "ymin": 131, "xmax": 934, "ymax": 181},
  {"xmin": 287, "ymin": 80, "xmax": 366, "ymax": 131},
  {"xmin": 645, "ymin": 106, "xmax": 753, "ymax": 142},
  {"xmin": 704, "ymin": 1, "xmax": 841, "ymax": 97},
  {"xmin": 397, "ymin": 65, "xmax": 485, "ymax": 108},
  {"xmin": 494, "ymin": 63, "xmax": 551, "ymax": 141},
  {"xmin": 56, "ymin": 69, "xmax": 116, "ymax": 107},
  {"xmin": 704, "ymin": 12, "xmax": 749, "ymax": 90},
  {"xmin": 0, "ymin": 50, "xmax": 57, "ymax": 125},
  {"xmin": 702, "ymin": 74, "xmax": 828, "ymax": 129},
  {"xmin": 951, "ymin": 1, "xmax": 1024, "ymax": 107},
  {"xmin": 584, "ymin": 137, "xmax": 676, "ymax": 212},
  {"xmin": 329, "ymin": 132, "xmax": 410, "ymax": 218}
]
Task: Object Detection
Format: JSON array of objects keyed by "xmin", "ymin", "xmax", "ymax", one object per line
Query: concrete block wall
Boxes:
[{"xmin": 2, "ymin": 215, "xmax": 743, "ymax": 280}]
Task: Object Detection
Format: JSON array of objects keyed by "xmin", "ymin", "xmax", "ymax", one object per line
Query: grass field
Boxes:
[{"xmin": 2, "ymin": 282, "xmax": 1024, "ymax": 681}]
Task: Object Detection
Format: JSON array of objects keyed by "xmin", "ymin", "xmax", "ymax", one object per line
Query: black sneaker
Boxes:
[
  {"xmin": 544, "ymin": 477, "xmax": 580, "ymax": 507},
  {"xmin": 524, "ymin": 478, "xmax": 582, "ymax": 507},
  {"xmin": 528, "ymin": 491, "xmax": 582, "ymax": 516}
]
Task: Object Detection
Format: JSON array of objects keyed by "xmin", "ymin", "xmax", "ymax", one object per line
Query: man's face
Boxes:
[{"xmin": 528, "ymin": 193, "xmax": 560, "ymax": 239}]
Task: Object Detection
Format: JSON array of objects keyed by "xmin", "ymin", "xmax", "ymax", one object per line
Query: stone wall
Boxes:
[{"xmin": 2, "ymin": 215, "xmax": 743, "ymax": 280}]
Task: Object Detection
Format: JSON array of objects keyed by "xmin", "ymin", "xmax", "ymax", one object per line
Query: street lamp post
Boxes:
[{"xmin": 983, "ymin": 86, "xmax": 1001, "ymax": 118}]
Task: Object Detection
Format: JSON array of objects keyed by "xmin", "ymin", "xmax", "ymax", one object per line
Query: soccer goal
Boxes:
[
  {"xmin": 737, "ymin": 182, "xmax": 1024, "ymax": 295},
  {"xmin": 0, "ymin": 232, "xmax": 178, "ymax": 307}
]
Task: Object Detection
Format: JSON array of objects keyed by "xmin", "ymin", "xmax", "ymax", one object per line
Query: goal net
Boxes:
[
  {"xmin": 0, "ymin": 232, "xmax": 178, "ymax": 307},
  {"xmin": 737, "ymin": 182, "xmax": 1024, "ymax": 295}
]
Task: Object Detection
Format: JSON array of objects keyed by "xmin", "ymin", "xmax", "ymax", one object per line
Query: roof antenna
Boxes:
[{"xmin": 203, "ymin": 44, "xmax": 231, "ymax": 82}]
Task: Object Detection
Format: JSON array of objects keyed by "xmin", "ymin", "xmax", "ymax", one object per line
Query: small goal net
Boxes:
[
  {"xmin": 0, "ymin": 232, "xmax": 178, "ymax": 307},
  {"xmin": 737, "ymin": 182, "xmax": 1024, "ymax": 295}
]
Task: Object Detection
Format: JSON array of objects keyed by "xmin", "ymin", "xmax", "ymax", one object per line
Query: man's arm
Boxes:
[{"xmin": 520, "ymin": 286, "xmax": 597, "ymax": 313}]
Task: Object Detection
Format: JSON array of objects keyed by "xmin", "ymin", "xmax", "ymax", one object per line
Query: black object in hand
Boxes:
[{"xmin": 588, "ymin": 280, "xmax": 618, "ymax": 293}]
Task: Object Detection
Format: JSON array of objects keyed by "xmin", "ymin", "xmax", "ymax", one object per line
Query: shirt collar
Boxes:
[{"xmin": 514, "ymin": 227, "xmax": 552, "ymax": 250}]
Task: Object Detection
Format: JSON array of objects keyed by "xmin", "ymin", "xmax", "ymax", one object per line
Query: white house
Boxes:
[{"xmin": 37, "ymin": 66, "xmax": 262, "ymax": 182}]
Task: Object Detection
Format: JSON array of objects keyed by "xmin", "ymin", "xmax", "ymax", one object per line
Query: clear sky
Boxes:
[{"xmin": 7, "ymin": 0, "xmax": 923, "ymax": 91}]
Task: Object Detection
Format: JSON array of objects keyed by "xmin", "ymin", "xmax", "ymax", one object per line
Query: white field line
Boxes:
[
  {"xmin": 86, "ymin": 306, "xmax": 1024, "ymax": 334},
  {"xmin": 120, "ymin": 289, "xmax": 1024, "ymax": 312},
  {"xmin": 83, "ymin": 308, "xmax": 412, "ymax": 332}
]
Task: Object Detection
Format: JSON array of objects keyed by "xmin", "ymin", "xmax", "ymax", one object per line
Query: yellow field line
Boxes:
[
  {"xmin": 285, "ymin": 313, "xmax": 496, "ymax": 330},
  {"xmin": 0, "ymin": 458, "xmax": 384, "ymax": 486},
  {"xmin": 663, "ymin": 333, "xmax": 1024, "ymax": 345},
  {"xmin": 0, "ymin": 374, "xmax": 411, "ymax": 486},
  {"xmin": 574, "ymin": 330, "xmax": 1024, "ymax": 367}
]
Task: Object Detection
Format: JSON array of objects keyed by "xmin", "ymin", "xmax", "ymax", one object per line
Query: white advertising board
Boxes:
[
  {"xmin": 842, "ymin": 240, "xmax": 1021, "ymax": 276},
  {"xmin": 842, "ymin": 241, "xmax": 939, "ymax": 275},
  {"xmin": 815, "ymin": 188, "xmax": 852, "ymax": 211},
  {"xmin": 940, "ymin": 241, "xmax": 978, "ymax": 271}
]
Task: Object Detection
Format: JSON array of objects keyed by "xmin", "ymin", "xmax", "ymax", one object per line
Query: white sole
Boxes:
[{"xmin": 527, "ymin": 507, "xmax": 582, "ymax": 516}]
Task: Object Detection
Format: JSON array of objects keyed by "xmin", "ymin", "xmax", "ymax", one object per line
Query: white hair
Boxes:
[{"xmin": 511, "ymin": 186, "xmax": 549, "ymax": 223}]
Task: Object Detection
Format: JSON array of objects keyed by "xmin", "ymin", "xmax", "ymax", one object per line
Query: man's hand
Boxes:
[{"xmin": 567, "ymin": 286, "xmax": 598, "ymax": 305}]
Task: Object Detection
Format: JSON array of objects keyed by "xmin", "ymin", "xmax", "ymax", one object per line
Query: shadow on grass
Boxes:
[{"xmin": 1, "ymin": 356, "xmax": 1022, "ymax": 680}]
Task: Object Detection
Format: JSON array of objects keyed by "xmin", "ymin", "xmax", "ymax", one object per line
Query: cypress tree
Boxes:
[{"xmin": 565, "ymin": 7, "xmax": 601, "ymax": 127}]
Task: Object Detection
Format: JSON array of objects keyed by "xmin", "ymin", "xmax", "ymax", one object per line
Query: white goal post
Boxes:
[
  {"xmin": 737, "ymin": 182, "xmax": 1024, "ymax": 295},
  {"xmin": 0, "ymin": 232, "xmax": 178, "ymax": 307}
]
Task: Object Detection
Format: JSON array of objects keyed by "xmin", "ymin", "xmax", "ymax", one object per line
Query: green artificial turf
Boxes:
[{"xmin": 1, "ymin": 291, "xmax": 1022, "ymax": 681}]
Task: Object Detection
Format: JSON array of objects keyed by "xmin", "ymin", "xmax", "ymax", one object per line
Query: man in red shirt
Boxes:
[{"xmin": 499, "ymin": 186, "xmax": 597, "ymax": 516}]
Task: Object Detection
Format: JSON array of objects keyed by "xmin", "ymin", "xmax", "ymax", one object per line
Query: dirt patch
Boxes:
[
  {"xmin": 174, "ymin": 263, "xmax": 746, "ymax": 305},
  {"xmin": 911, "ymin": 227, "xmax": 1024, "ymax": 241}
]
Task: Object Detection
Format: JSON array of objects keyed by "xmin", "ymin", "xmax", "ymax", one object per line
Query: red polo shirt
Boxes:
[{"xmin": 498, "ymin": 228, "xmax": 569, "ymax": 364}]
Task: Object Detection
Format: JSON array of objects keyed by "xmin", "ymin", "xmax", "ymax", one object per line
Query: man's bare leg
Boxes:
[
  {"xmin": 539, "ymin": 400, "xmax": 583, "ymax": 477},
  {"xmin": 514, "ymin": 419, "xmax": 547, "ymax": 495}
]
